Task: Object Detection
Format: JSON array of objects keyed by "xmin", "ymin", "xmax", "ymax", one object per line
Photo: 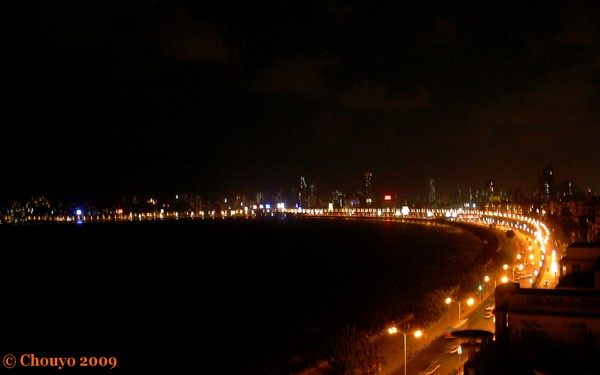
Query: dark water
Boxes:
[{"xmin": 0, "ymin": 217, "xmax": 492, "ymax": 374}]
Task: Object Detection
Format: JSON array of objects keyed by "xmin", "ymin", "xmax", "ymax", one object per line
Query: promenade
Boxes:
[
  {"xmin": 373, "ymin": 292, "xmax": 483, "ymax": 375},
  {"xmin": 297, "ymin": 225, "xmax": 519, "ymax": 375},
  {"xmin": 372, "ymin": 227, "xmax": 510, "ymax": 375}
]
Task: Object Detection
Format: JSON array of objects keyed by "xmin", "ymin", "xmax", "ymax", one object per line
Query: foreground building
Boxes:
[
  {"xmin": 491, "ymin": 282, "xmax": 600, "ymax": 374},
  {"xmin": 558, "ymin": 242, "xmax": 600, "ymax": 289},
  {"xmin": 467, "ymin": 243, "xmax": 600, "ymax": 374}
]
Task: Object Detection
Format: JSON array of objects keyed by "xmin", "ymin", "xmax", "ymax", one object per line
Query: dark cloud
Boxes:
[
  {"xmin": 3, "ymin": 0, "xmax": 599, "ymax": 202},
  {"xmin": 338, "ymin": 82, "xmax": 431, "ymax": 113}
]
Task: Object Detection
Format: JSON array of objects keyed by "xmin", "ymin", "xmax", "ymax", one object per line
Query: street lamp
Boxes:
[
  {"xmin": 445, "ymin": 297, "xmax": 474, "ymax": 327},
  {"xmin": 504, "ymin": 263, "xmax": 521, "ymax": 281},
  {"xmin": 503, "ymin": 263, "xmax": 512, "ymax": 280},
  {"xmin": 388, "ymin": 326, "xmax": 422, "ymax": 375},
  {"xmin": 484, "ymin": 275, "xmax": 490, "ymax": 296}
]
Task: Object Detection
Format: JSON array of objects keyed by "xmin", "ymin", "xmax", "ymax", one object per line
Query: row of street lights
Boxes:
[
  {"xmin": 387, "ymin": 326, "xmax": 422, "ymax": 375},
  {"xmin": 387, "ymin": 296, "xmax": 475, "ymax": 375},
  {"xmin": 445, "ymin": 296, "xmax": 474, "ymax": 327},
  {"xmin": 386, "ymin": 232, "xmax": 548, "ymax": 374},
  {"xmin": 389, "ymin": 270, "xmax": 526, "ymax": 373}
]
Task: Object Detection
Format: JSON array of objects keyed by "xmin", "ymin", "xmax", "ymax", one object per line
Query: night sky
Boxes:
[{"xmin": 4, "ymin": 1, "xmax": 599, "ymax": 203}]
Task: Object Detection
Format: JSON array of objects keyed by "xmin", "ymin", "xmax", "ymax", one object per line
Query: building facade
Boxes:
[
  {"xmin": 493, "ymin": 282, "xmax": 600, "ymax": 372},
  {"xmin": 558, "ymin": 242, "xmax": 600, "ymax": 289}
]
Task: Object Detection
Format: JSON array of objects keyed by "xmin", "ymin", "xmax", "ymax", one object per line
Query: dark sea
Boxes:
[{"xmin": 1, "ymin": 216, "xmax": 495, "ymax": 374}]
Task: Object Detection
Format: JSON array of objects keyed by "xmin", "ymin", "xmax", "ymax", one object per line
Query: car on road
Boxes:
[
  {"xmin": 485, "ymin": 304, "xmax": 494, "ymax": 311},
  {"xmin": 418, "ymin": 359, "xmax": 440, "ymax": 375},
  {"xmin": 442, "ymin": 327, "xmax": 457, "ymax": 339},
  {"xmin": 446, "ymin": 344, "xmax": 460, "ymax": 354},
  {"xmin": 485, "ymin": 311, "xmax": 494, "ymax": 319}
]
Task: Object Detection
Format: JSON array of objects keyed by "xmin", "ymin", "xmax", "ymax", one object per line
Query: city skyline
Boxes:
[
  {"xmin": 4, "ymin": 1, "xmax": 599, "ymax": 203},
  {"xmin": 1, "ymin": 163, "xmax": 596, "ymax": 210}
]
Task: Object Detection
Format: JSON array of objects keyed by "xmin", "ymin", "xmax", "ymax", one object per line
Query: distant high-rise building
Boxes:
[
  {"xmin": 487, "ymin": 178, "xmax": 495, "ymax": 196},
  {"xmin": 308, "ymin": 183, "xmax": 318, "ymax": 208},
  {"xmin": 539, "ymin": 164, "xmax": 554, "ymax": 200},
  {"xmin": 364, "ymin": 172, "xmax": 372, "ymax": 193},
  {"xmin": 486, "ymin": 178, "xmax": 501, "ymax": 203},
  {"xmin": 331, "ymin": 189, "xmax": 344, "ymax": 209},
  {"xmin": 364, "ymin": 172, "xmax": 373, "ymax": 206},
  {"xmin": 429, "ymin": 178, "xmax": 437, "ymax": 207},
  {"xmin": 299, "ymin": 176, "xmax": 307, "ymax": 207},
  {"xmin": 561, "ymin": 180, "xmax": 574, "ymax": 198}
]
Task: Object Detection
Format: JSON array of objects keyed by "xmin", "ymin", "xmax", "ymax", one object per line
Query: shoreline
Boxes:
[{"xmin": 284, "ymin": 217, "xmax": 507, "ymax": 375}]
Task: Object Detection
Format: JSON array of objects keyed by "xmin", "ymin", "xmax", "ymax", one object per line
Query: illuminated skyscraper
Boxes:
[
  {"xmin": 299, "ymin": 176, "xmax": 307, "ymax": 208},
  {"xmin": 364, "ymin": 172, "xmax": 373, "ymax": 207},
  {"xmin": 429, "ymin": 178, "xmax": 437, "ymax": 208},
  {"xmin": 539, "ymin": 164, "xmax": 554, "ymax": 200},
  {"xmin": 308, "ymin": 183, "xmax": 317, "ymax": 208},
  {"xmin": 487, "ymin": 178, "xmax": 495, "ymax": 196}
]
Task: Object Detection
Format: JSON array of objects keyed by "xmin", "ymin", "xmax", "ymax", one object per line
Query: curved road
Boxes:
[{"xmin": 374, "ymin": 224, "xmax": 555, "ymax": 375}]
